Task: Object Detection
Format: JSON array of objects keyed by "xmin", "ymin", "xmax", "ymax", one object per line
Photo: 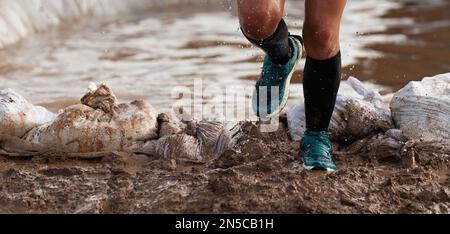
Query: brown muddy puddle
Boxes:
[{"xmin": 344, "ymin": 1, "xmax": 450, "ymax": 90}]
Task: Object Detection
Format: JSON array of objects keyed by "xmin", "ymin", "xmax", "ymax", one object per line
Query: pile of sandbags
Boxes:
[
  {"xmin": 0, "ymin": 89, "xmax": 55, "ymax": 138},
  {"xmin": 288, "ymin": 77, "xmax": 394, "ymax": 142},
  {"xmin": 391, "ymin": 73, "xmax": 450, "ymax": 141},
  {"xmin": 1, "ymin": 73, "xmax": 448, "ymax": 161},
  {"xmin": 23, "ymin": 84, "xmax": 159, "ymax": 152},
  {"xmin": 1, "ymin": 83, "xmax": 240, "ymax": 160}
]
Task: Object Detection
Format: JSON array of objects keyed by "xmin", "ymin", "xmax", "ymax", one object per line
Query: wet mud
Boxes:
[
  {"xmin": 0, "ymin": 0, "xmax": 449, "ymax": 214},
  {"xmin": 1, "ymin": 119, "xmax": 449, "ymax": 214}
]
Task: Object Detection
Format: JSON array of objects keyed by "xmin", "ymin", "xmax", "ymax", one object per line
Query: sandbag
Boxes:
[
  {"xmin": 288, "ymin": 77, "xmax": 394, "ymax": 142},
  {"xmin": 140, "ymin": 134, "xmax": 202, "ymax": 162},
  {"xmin": 391, "ymin": 73, "xmax": 450, "ymax": 141},
  {"xmin": 24, "ymin": 84, "xmax": 158, "ymax": 153},
  {"xmin": 0, "ymin": 89, "xmax": 55, "ymax": 138},
  {"xmin": 133, "ymin": 120, "xmax": 242, "ymax": 162}
]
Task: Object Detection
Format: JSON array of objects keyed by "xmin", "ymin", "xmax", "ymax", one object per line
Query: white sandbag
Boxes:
[
  {"xmin": 148, "ymin": 134, "xmax": 202, "ymax": 162},
  {"xmin": 0, "ymin": 89, "xmax": 55, "ymax": 138},
  {"xmin": 286, "ymin": 105, "xmax": 307, "ymax": 142},
  {"xmin": 196, "ymin": 120, "xmax": 242, "ymax": 157},
  {"xmin": 23, "ymin": 84, "xmax": 158, "ymax": 152},
  {"xmin": 391, "ymin": 73, "xmax": 450, "ymax": 141},
  {"xmin": 134, "ymin": 120, "xmax": 242, "ymax": 162},
  {"xmin": 157, "ymin": 113, "xmax": 183, "ymax": 138},
  {"xmin": 288, "ymin": 77, "xmax": 394, "ymax": 142}
]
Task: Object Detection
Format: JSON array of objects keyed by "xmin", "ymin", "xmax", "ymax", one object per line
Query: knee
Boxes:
[
  {"xmin": 303, "ymin": 23, "xmax": 340, "ymax": 60},
  {"xmin": 238, "ymin": 2, "xmax": 283, "ymax": 40}
]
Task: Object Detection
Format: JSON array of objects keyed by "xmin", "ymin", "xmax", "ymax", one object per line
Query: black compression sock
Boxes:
[
  {"xmin": 303, "ymin": 52, "xmax": 342, "ymax": 132},
  {"xmin": 243, "ymin": 18, "xmax": 292, "ymax": 65}
]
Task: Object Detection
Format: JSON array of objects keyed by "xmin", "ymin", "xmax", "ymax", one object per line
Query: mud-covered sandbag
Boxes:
[
  {"xmin": 24, "ymin": 84, "xmax": 158, "ymax": 153},
  {"xmin": 288, "ymin": 77, "xmax": 394, "ymax": 142},
  {"xmin": 391, "ymin": 73, "xmax": 450, "ymax": 141},
  {"xmin": 157, "ymin": 113, "xmax": 183, "ymax": 137},
  {"xmin": 195, "ymin": 120, "xmax": 242, "ymax": 157},
  {"xmin": 341, "ymin": 129, "xmax": 450, "ymax": 168},
  {"xmin": 0, "ymin": 89, "xmax": 55, "ymax": 138},
  {"xmin": 134, "ymin": 119, "xmax": 242, "ymax": 162},
  {"xmin": 140, "ymin": 134, "xmax": 202, "ymax": 162}
]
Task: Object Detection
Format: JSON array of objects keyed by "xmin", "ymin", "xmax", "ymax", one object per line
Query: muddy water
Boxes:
[
  {"xmin": 0, "ymin": 0, "xmax": 448, "ymax": 116},
  {"xmin": 345, "ymin": 0, "xmax": 450, "ymax": 90}
]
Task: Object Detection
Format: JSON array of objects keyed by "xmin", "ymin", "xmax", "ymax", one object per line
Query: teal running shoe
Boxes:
[
  {"xmin": 252, "ymin": 35, "xmax": 303, "ymax": 118},
  {"xmin": 300, "ymin": 131, "xmax": 337, "ymax": 172}
]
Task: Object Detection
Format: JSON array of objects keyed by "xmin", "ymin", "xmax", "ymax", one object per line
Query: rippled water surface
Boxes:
[{"xmin": 0, "ymin": 0, "xmax": 448, "ymax": 115}]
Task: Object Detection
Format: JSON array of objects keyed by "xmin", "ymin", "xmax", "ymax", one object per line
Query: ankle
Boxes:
[{"xmin": 243, "ymin": 18, "xmax": 292, "ymax": 65}]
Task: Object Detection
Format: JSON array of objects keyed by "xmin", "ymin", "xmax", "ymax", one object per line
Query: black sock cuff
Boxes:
[
  {"xmin": 242, "ymin": 18, "xmax": 292, "ymax": 64},
  {"xmin": 243, "ymin": 18, "xmax": 288, "ymax": 44},
  {"xmin": 305, "ymin": 51, "xmax": 341, "ymax": 66}
]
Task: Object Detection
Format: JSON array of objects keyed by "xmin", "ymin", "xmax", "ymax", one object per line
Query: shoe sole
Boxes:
[
  {"xmin": 302, "ymin": 163, "xmax": 336, "ymax": 172},
  {"xmin": 253, "ymin": 37, "xmax": 303, "ymax": 119}
]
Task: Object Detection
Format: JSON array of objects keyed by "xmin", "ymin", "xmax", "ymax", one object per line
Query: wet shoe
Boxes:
[
  {"xmin": 252, "ymin": 35, "xmax": 303, "ymax": 118},
  {"xmin": 300, "ymin": 131, "xmax": 337, "ymax": 172}
]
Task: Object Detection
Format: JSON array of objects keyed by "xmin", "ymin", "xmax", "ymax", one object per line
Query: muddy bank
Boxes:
[
  {"xmin": 1, "ymin": 73, "xmax": 449, "ymax": 214},
  {"xmin": 1, "ymin": 120, "xmax": 450, "ymax": 214}
]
